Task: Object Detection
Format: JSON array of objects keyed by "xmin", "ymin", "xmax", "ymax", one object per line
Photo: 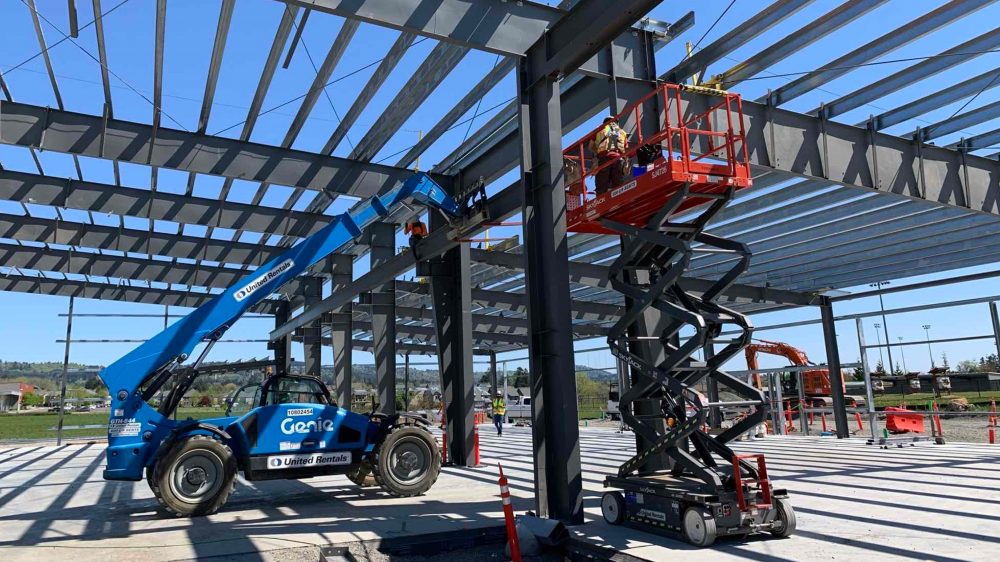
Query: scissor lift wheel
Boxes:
[
  {"xmin": 683, "ymin": 508, "xmax": 718, "ymax": 547},
  {"xmin": 601, "ymin": 491, "xmax": 627, "ymax": 525}
]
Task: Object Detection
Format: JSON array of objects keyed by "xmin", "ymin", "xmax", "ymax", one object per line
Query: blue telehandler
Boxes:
[{"xmin": 99, "ymin": 173, "xmax": 464, "ymax": 516}]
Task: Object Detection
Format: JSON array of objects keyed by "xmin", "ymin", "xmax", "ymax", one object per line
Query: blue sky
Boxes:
[{"xmin": 1, "ymin": 1, "xmax": 999, "ymax": 375}]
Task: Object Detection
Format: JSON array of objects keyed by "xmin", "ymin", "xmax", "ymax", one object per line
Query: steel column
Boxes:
[
  {"xmin": 329, "ymin": 255, "xmax": 353, "ymax": 407},
  {"xmin": 367, "ymin": 222, "xmax": 397, "ymax": 415},
  {"xmin": 271, "ymin": 300, "xmax": 292, "ymax": 374},
  {"xmin": 489, "ymin": 351, "xmax": 498, "ymax": 393},
  {"xmin": 820, "ymin": 298, "xmax": 850, "ymax": 438},
  {"xmin": 300, "ymin": 276, "xmax": 323, "ymax": 378},
  {"xmin": 56, "ymin": 296, "xmax": 74, "ymax": 446},
  {"xmin": 517, "ymin": 42, "xmax": 583, "ymax": 526},
  {"xmin": 430, "ymin": 211, "xmax": 475, "ymax": 466}
]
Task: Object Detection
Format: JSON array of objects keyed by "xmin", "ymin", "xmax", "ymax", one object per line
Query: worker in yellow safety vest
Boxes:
[
  {"xmin": 491, "ymin": 392, "xmax": 506, "ymax": 436},
  {"xmin": 590, "ymin": 116, "xmax": 629, "ymax": 195}
]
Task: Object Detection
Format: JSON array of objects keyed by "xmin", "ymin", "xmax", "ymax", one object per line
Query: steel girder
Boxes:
[
  {"xmin": 0, "ymin": 100, "xmax": 451, "ymax": 200},
  {"xmin": 469, "ymin": 248, "xmax": 819, "ymax": 306},
  {"xmin": 661, "ymin": 0, "xmax": 812, "ymax": 84},
  {"xmin": 761, "ymin": 0, "xmax": 992, "ymax": 107},
  {"xmin": 0, "ymin": 170, "xmax": 330, "ymax": 239},
  {"xmin": 0, "ymin": 212, "xmax": 278, "ymax": 266},
  {"xmin": 281, "ymin": 0, "xmax": 563, "ymax": 56},
  {"xmin": 813, "ymin": 27, "xmax": 1000, "ymax": 119},
  {"xmin": 716, "ymin": 0, "xmax": 886, "ymax": 88},
  {"xmin": 863, "ymin": 68, "xmax": 1000, "ymax": 132}
]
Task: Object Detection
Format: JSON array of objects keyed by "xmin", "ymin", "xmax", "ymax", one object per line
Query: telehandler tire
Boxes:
[
  {"xmin": 372, "ymin": 425, "xmax": 441, "ymax": 497},
  {"xmin": 150, "ymin": 434, "xmax": 237, "ymax": 517}
]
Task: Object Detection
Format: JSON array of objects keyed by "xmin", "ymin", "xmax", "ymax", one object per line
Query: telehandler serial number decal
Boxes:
[
  {"xmin": 267, "ymin": 452, "xmax": 351, "ymax": 470},
  {"xmin": 108, "ymin": 418, "xmax": 141, "ymax": 437}
]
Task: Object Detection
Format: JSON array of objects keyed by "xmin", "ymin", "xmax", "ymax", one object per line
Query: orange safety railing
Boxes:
[{"xmin": 563, "ymin": 83, "xmax": 750, "ymax": 212}]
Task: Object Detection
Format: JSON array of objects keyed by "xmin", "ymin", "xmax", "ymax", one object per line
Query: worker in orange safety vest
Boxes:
[
  {"xmin": 404, "ymin": 217, "xmax": 428, "ymax": 252},
  {"xmin": 590, "ymin": 116, "xmax": 629, "ymax": 195}
]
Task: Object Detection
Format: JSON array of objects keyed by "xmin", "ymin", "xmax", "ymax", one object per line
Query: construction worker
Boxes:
[
  {"xmin": 404, "ymin": 217, "xmax": 428, "ymax": 252},
  {"xmin": 491, "ymin": 391, "xmax": 506, "ymax": 436},
  {"xmin": 590, "ymin": 115, "xmax": 629, "ymax": 195}
]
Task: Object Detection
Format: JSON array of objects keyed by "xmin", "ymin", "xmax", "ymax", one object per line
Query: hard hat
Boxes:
[
  {"xmin": 603, "ymin": 115, "xmax": 616, "ymax": 123},
  {"xmin": 496, "ymin": 391, "xmax": 502, "ymax": 397}
]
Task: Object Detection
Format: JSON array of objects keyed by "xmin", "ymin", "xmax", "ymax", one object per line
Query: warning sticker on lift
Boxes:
[
  {"xmin": 108, "ymin": 418, "xmax": 141, "ymax": 437},
  {"xmin": 266, "ymin": 452, "xmax": 351, "ymax": 470}
]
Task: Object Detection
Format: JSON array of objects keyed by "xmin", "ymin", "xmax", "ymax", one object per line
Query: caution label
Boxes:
[{"xmin": 266, "ymin": 452, "xmax": 351, "ymax": 470}]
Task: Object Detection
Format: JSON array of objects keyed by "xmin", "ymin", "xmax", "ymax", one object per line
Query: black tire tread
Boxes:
[
  {"xmin": 371, "ymin": 424, "xmax": 441, "ymax": 497},
  {"xmin": 150, "ymin": 434, "xmax": 236, "ymax": 517}
]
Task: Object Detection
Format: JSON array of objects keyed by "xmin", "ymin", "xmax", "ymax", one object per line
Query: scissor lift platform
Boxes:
[
  {"xmin": 565, "ymin": 83, "xmax": 751, "ymax": 235},
  {"xmin": 568, "ymin": 84, "xmax": 795, "ymax": 546}
]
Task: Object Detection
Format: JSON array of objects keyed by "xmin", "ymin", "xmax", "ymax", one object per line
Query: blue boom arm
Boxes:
[{"xmin": 101, "ymin": 173, "xmax": 462, "ymax": 480}]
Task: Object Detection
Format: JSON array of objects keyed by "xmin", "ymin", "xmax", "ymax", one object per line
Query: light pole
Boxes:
[
  {"xmin": 897, "ymin": 336, "xmax": 908, "ymax": 374},
  {"xmin": 871, "ymin": 281, "xmax": 895, "ymax": 374},
  {"xmin": 922, "ymin": 324, "xmax": 935, "ymax": 369},
  {"xmin": 873, "ymin": 322, "xmax": 886, "ymax": 370}
]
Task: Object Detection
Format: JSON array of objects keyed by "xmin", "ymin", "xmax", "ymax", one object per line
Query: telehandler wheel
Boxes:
[
  {"xmin": 372, "ymin": 425, "xmax": 441, "ymax": 497},
  {"xmin": 347, "ymin": 460, "xmax": 377, "ymax": 487},
  {"xmin": 151, "ymin": 434, "xmax": 237, "ymax": 517}
]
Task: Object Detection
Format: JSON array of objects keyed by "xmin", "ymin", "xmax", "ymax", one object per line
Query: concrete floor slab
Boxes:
[{"xmin": 0, "ymin": 428, "xmax": 997, "ymax": 561}]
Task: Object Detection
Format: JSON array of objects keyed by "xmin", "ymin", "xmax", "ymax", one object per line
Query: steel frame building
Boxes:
[{"xmin": 2, "ymin": 0, "xmax": 1000, "ymax": 522}]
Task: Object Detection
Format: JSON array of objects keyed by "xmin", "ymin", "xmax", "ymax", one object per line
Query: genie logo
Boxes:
[
  {"xmin": 234, "ymin": 259, "xmax": 294, "ymax": 302},
  {"xmin": 281, "ymin": 416, "xmax": 335, "ymax": 435}
]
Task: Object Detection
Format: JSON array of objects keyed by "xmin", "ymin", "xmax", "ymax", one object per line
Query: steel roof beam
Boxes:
[
  {"xmin": 281, "ymin": 0, "xmax": 563, "ymax": 56},
  {"xmin": 395, "ymin": 57, "xmax": 514, "ymax": 168},
  {"xmin": 691, "ymin": 203, "xmax": 966, "ymax": 277},
  {"xmin": 919, "ymin": 99, "xmax": 1000, "ymax": 143},
  {"xmin": 677, "ymin": 92, "xmax": 1000, "ymax": 217},
  {"xmin": 320, "ymin": 31, "xmax": 416, "ymax": 155},
  {"xmin": 813, "ymin": 27, "xmax": 1000, "ymax": 119},
  {"xmin": 347, "ymin": 319, "xmax": 527, "ymax": 346},
  {"xmin": 949, "ymin": 127, "xmax": 1000, "ymax": 153},
  {"xmin": 661, "ymin": 0, "xmax": 813, "ymax": 84},
  {"xmin": 0, "ymin": 243, "xmax": 245, "ymax": 289},
  {"xmin": 0, "ymin": 100, "xmax": 449, "ymax": 199},
  {"xmin": 299, "ymin": 41, "xmax": 469, "ymax": 214},
  {"xmin": 761, "ymin": 0, "xmax": 992, "ymax": 107},
  {"xmin": 774, "ymin": 222, "xmax": 1000, "ymax": 289},
  {"xmin": 863, "ymin": 68, "xmax": 1000, "ymax": 131},
  {"xmin": 250, "ymin": 18, "xmax": 360, "ymax": 221},
  {"xmin": 470, "ymin": 248, "xmax": 818, "ymax": 306},
  {"xmin": 716, "ymin": 0, "xmax": 886, "ymax": 88},
  {"xmin": 186, "ymin": 0, "xmax": 236, "ymax": 196},
  {"xmin": 731, "ymin": 213, "xmax": 993, "ymax": 284},
  {"xmin": 0, "ymin": 272, "xmax": 225, "ymax": 310},
  {"xmin": 0, "ymin": 170, "xmax": 331, "ymax": 239},
  {"xmin": 0, "ymin": 212, "xmax": 281, "ymax": 266}
]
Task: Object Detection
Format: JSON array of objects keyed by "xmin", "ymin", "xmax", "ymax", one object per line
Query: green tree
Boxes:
[
  {"xmin": 84, "ymin": 377, "xmax": 105, "ymax": 392},
  {"xmin": 874, "ymin": 360, "xmax": 886, "ymax": 375},
  {"xmin": 21, "ymin": 392, "xmax": 44, "ymax": 407},
  {"xmin": 511, "ymin": 367, "xmax": 530, "ymax": 389}
]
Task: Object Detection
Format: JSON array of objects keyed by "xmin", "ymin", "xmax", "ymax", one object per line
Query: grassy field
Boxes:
[{"xmin": 0, "ymin": 407, "xmax": 227, "ymax": 442}]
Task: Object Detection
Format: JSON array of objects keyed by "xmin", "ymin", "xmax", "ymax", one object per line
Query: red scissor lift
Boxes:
[{"xmin": 579, "ymin": 84, "xmax": 795, "ymax": 546}]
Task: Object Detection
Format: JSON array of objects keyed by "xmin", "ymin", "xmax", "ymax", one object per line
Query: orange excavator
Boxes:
[{"xmin": 744, "ymin": 339, "xmax": 858, "ymax": 408}]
